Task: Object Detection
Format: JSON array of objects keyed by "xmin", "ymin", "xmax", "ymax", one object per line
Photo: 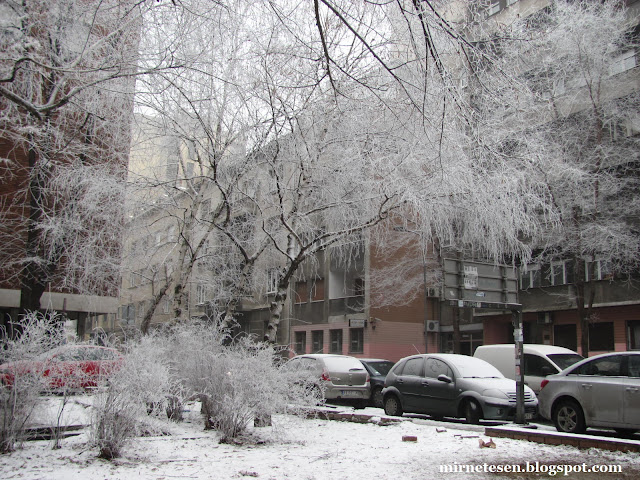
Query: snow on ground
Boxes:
[{"xmin": 1, "ymin": 399, "xmax": 640, "ymax": 480}]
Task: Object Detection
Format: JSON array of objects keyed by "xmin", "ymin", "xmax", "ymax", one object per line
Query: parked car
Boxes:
[
  {"xmin": 285, "ymin": 354, "xmax": 370, "ymax": 408},
  {"xmin": 358, "ymin": 358, "xmax": 395, "ymax": 408},
  {"xmin": 0, "ymin": 345, "xmax": 123, "ymax": 391},
  {"xmin": 538, "ymin": 351, "xmax": 640, "ymax": 435},
  {"xmin": 474, "ymin": 344, "xmax": 583, "ymax": 394},
  {"xmin": 382, "ymin": 354, "xmax": 538, "ymax": 423}
]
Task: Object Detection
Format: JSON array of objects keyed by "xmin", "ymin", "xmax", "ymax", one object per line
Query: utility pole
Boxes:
[{"xmin": 513, "ymin": 308, "xmax": 526, "ymax": 424}]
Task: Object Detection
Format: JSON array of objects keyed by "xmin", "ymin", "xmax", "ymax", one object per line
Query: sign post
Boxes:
[
  {"xmin": 443, "ymin": 258, "xmax": 526, "ymax": 424},
  {"xmin": 512, "ymin": 308, "xmax": 525, "ymax": 425}
]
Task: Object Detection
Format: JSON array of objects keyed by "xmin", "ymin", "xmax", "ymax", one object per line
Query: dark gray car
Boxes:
[
  {"xmin": 538, "ymin": 351, "xmax": 640, "ymax": 435},
  {"xmin": 359, "ymin": 358, "xmax": 395, "ymax": 408},
  {"xmin": 382, "ymin": 353, "xmax": 538, "ymax": 423}
]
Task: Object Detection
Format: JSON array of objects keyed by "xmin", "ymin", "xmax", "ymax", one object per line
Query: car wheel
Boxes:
[
  {"xmin": 371, "ymin": 387, "xmax": 384, "ymax": 409},
  {"xmin": 553, "ymin": 399, "xmax": 586, "ymax": 434},
  {"xmin": 383, "ymin": 394, "xmax": 403, "ymax": 417},
  {"xmin": 464, "ymin": 399, "xmax": 482, "ymax": 424}
]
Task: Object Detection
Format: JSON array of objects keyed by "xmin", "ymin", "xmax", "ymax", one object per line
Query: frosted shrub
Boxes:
[
  {"xmin": 89, "ymin": 333, "xmax": 178, "ymax": 459},
  {"xmin": 167, "ymin": 322, "xmax": 317, "ymax": 442},
  {"xmin": 0, "ymin": 312, "xmax": 65, "ymax": 453},
  {"xmin": 90, "ymin": 384, "xmax": 144, "ymax": 459}
]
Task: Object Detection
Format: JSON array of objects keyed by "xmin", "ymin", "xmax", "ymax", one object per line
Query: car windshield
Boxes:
[
  {"xmin": 448, "ymin": 356, "xmax": 504, "ymax": 378},
  {"xmin": 363, "ymin": 361, "xmax": 394, "ymax": 376},
  {"xmin": 548, "ymin": 353, "xmax": 583, "ymax": 370}
]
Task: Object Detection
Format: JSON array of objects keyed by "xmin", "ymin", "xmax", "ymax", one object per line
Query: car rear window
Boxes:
[
  {"xmin": 547, "ymin": 353, "xmax": 583, "ymax": 370},
  {"xmin": 323, "ymin": 357, "xmax": 364, "ymax": 372},
  {"xmin": 364, "ymin": 361, "xmax": 394, "ymax": 376}
]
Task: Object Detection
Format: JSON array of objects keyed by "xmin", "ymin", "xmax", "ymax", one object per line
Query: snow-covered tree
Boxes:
[
  {"xmin": 469, "ymin": 0, "xmax": 640, "ymax": 355},
  {"xmin": 0, "ymin": 0, "xmax": 179, "ymax": 327}
]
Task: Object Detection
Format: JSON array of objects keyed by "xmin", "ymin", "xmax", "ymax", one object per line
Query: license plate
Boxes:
[
  {"xmin": 525, "ymin": 412, "xmax": 535, "ymax": 420},
  {"xmin": 340, "ymin": 390, "xmax": 361, "ymax": 397}
]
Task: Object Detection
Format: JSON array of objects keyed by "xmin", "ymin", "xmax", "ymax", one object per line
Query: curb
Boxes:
[{"xmin": 485, "ymin": 425, "xmax": 640, "ymax": 453}]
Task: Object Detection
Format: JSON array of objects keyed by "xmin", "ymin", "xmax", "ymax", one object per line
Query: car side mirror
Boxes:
[{"xmin": 437, "ymin": 374, "xmax": 453, "ymax": 384}]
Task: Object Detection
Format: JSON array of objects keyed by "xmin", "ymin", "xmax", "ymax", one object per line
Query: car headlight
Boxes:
[{"xmin": 482, "ymin": 388, "xmax": 509, "ymax": 400}]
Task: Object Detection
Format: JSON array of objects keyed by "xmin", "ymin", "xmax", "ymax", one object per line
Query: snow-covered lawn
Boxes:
[{"xmin": 1, "ymin": 399, "xmax": 639, "ymax": 479}]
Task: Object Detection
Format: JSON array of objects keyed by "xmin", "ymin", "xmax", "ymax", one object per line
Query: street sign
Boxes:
[{"xmin": 443, "ymin": 258, "xmax": 520, "ymax": 310}]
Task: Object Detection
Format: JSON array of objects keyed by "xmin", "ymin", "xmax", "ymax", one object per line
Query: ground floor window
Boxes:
[
  {"xmin": 589, "ymin": 322, "xmax": 614, "ymax": 352},
  {"xmin": 294, "ymin": 331, "xmax": 306, "ymax": 354},
  {"xmin": 329, "ymin": 329, "xmax": 343, "ymax": 354},
  {"xmin": 440, "ymin": 331, "xmax": 483, "ymax": 355},
  {"xmin": 629, "ymin": 321, "xmax": 640, "ymax": 350},
  {"xmin": 311, "ymin": 330, "xmax": 324, "ymax": 353},
  {"xmin": 554, "ymin": 324, "xmax": 577, "ymax": 352},
  {"xmin": 349, "ymin": 328, "xmax": 364, "ymax": 353}
]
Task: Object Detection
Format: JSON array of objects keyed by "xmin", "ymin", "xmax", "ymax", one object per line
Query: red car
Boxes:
[{"xmin": 0, "ymin": 345, "xmax": 123, "ymax": 391}]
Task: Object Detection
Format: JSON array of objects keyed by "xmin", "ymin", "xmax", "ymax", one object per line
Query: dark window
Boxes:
[
  {"xmin": 311, "ymin": 330, "xmax": 324, "ymax": 353},
  {"xmin": 402, "ymin": 357, "xmax": 424, "ymax": 377},
  {"xmin": 295, "ymin": 281, "xmax": 308, "ymax": 304},
  {"xmin": 349, "ymin": 328, "xmax": 364, "ymax": 353},
  {"xmin": 554, "ymin": 324, "xmax": 578, "ymax": 352},
  {"xmin": 572, "ymin": 355, "xmax": 623, "ymax": 377},
  {"xmin": 424, "ymin": 358, "xmax": 452, "ymax": 379},
  {"xmin": 628, "ymin": 355, "xmax": 640, "ymax": 378},
  {"xmin": 329, "ymin": 329, "xmax": 343, "ymax": 354},
  {"xmin": 311, "ymin": 279, "xmax": 325, "ymax": 301},
  {"xmin": 589, "ymin": 322, "xmax": 614, "ymax": 352},
  {"xmin": 628, "ymin": 321, "xmax": 640, "ymax": 350},
  {"xmin": 294, "ymin": 331, "xmax": 306, "ymax": 354},
  {"xmin": 354, "ymin": 278, "xmax": 365, "ymax": 297},
  {"xmin": 523, "ymin": 354, "xmax": 557, "ymax": 376}
]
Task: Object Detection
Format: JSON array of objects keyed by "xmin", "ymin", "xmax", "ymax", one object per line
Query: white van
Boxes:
[{"xmin": 473, "ymin": 344, "xmax": 583, "ymax": 394}]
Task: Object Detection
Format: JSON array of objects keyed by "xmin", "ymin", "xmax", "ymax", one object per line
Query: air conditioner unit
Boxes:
[{"xmin": 426, "ymin": 321, "xmax": 440, "ymax": 332}]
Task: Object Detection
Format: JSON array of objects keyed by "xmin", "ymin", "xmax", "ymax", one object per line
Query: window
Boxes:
[
  {"xmin": 628, "ymin": 321, "xmax": 640, "ymax": 350},
  {"xmin": 312, "ymin": 330, "xmax": 324, "ymax": 353},
  {"xmin": 295, "ymin": 281, "xmax": 308, "ymax": 304},
  {"xmin": 629, "ymin": 355, "xmax": 640, "ymax": 378},
  {"xmin": 294, "ymin": 331, "xmax": 306, "ymax": 354},
  {"xmin": 546, "ymin": 260, "xmax": 574, "ymax": 286},
  {"xmin": 267, "ymin": 269, "xmax": 279, "ymax": 294},
  {"xmin": 610, "ymin": 50, "xmax": 637, "ymax": 76},
  {"xmin": 349, "ymin": 328, "xmax": 364, "ymax": 353},
  {"xmin": 523, "ymin": 354, "xmax": 556, "ymax": 377},
  {"xmin": 424, "ymin": 358, "xmax": 452, "ymax": 379},
  {"xmin": 401, "ymin": 357, "xmax": 424, "ymax": 377},
  {"xmin": 329, "ymin": 329, "xmax": 343, "ymax": 354},
  {"xmin": 311, "ymin": 279, "xmax": 325, "ymax": 301},
  {"xmin": 487, "ymin": 0, "xmax": 500, "ymax": 16},
  {"xmin": 167, "ymin": 225, "xmax": 178, "ymax": 243},
  {"xmin": 520, "ymin": 264, "xmax": 541, "ymax": 289},
  {"xmin": 163, "ymin": 297, "xmax": 171, "ymax": 314},
  {"xmin": 589, "ymin": 322, "xmax": 615, "ymax": 352},
  {"xmin": 586, "ymin": 258, "xmax": 613, "ymax": 281},
  {"xmin": 554, "ymin": 324, "xmax": 578, "ymax": 352},
  {"xmin": 129, "ymin": 271, "xmax": 138, "ymax": 288},
  {"xmin": 573, "ymin": 355, "xmax": 623, "ymax": 377},
  {"xmin": 354, "ymin": 278, "xmax": 365, "ymax": 297},
  {"xmin": 196, "ymin": 284, "xmax": 208, "ymax": 305}
]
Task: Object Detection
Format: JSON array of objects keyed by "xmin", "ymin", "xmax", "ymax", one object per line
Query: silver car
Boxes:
[
  {"xmin": 382, "ymin": 354, "xmax": 538, "ymax": 423},
  {"xmin": 286, "ymin": 354, "xmax": 370, "ymax": 408},
  {"xmin": 538, "ymin": 351, "xmax": 640, "ymax": 435}
]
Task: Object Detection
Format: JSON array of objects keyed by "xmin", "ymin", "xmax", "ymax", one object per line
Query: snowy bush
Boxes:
[
  {"xmin": 167, "ymin": 322, "xmax": 318, "ymax": 442},
  {"xmin": 89, "ymin": 332, "xmax": 180, "ymax": 459},
  {"xmin": 0, "ymin": 312, "xmax": 66, "ymax": 453}
]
